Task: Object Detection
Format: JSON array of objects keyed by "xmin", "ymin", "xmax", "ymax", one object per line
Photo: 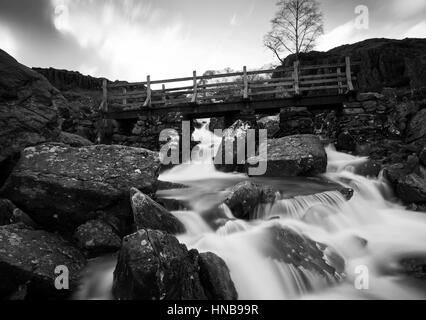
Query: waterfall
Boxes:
[
  {"xmin": 162, "ymin": 123, "xmax": 426, "ymax": 300},
  {"xmin": 76, "ymin": 120, "xmax": 426, "ymax": 300}
]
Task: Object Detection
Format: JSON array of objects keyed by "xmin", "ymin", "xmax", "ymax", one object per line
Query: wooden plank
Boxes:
[
  {"xmin": 143, "ymin": 75, "xmax": 151, "ymax": 107},
  {"xmin": 299, "ymin": 73, "xmax": 341, "ymax": 80},
  {"xmin": 243, "ymin": 66, "xmax": 248, "ymax": 99},
  {"xmin": 249, "ymin": 88, "xmax": 294, "ymax": 96},
  {"xmin": 300, "ymin": 63, "xmax": 346, "ymax": 71},
  {"xmin": 300, "ymin": 78, "xmax": 344, "ymax": 85},
  {"xmin": 299, "ymin": 84, "xmax": 348, "ymax": 91},
  {"xmin": 293, "ymin": 61, "xmax": 300, "ymax": 95},
  {"xmin": 337, "ymin": 68, "xmax": 343, "ymax": 94},
  {"xmin": 250, "ymin": 81, "xmax": 294, "ymax": 89},
  {"xmin": 345, "ymin": 56, "xmax": 354, "ymax": 91}
]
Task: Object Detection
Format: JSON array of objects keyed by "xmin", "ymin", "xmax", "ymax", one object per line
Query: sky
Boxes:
[{"xmin": 0, "ymin": 0, "xmax": 425, "ymax": 81}]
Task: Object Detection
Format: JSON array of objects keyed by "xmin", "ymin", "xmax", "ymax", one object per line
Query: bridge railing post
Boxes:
[
  {"xmin": 102, "ymin": 79, "xmax": 108, "ymax": 113},
  {"xmin": 144, "ymin": 75, "xmax": 151, "ymax": 107},
  {"xmin": 243, "ymin": 66, "xmax": 248, "ymax": 99},
  {"xmin": 337, "ymin": 67, "xmax": 343, "ymax": 94},
  {"xmin": 345, "ymin": 56, "xmax": 354, "ymax": 92},
  {"xmin": 293, "ymin": 60, "xmax": 300, "ymax": 95},
  {"xmin": 191, "ymin": 70, "xmax": 198, "ymax": 103},
  {"xmin": 162, "ymin": 84, "xmax": 166, "ymax": 105}
]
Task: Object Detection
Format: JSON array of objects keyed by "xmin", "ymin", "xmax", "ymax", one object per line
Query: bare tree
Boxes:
[{"xmin": 264, "ymin": 0, "xmax": 324, "ymax": 63}]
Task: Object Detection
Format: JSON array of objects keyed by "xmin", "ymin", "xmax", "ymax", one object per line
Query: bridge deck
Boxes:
[{"xmin": 101, "ymin": 57, "xmax": 357, "ymax": 120}]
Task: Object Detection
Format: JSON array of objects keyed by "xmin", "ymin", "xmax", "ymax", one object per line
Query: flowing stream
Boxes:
[{"xmin": 76, "ymin": 120, "xmax": 426, "ymax": 300}]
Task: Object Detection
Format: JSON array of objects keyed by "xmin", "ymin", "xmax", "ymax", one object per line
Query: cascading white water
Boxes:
[
  {"xmin": 159, "ymin": 123, "xmax": 426, "ymax": 300},
  {"xmin": 76, "ymin": 120, "xmax": 426, "ymax": 300}
]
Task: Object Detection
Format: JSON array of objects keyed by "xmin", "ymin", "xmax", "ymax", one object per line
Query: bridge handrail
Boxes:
[{"xmin": 101, "ymin": 57, "xmax": 357, "ymax": 113}]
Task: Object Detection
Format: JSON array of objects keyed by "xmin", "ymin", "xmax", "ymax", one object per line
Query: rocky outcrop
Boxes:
[
  {"xmin": 58, "ymin": 131, "xmax": 94, "ymax": 147},
  {"xmin": 406, "ymin": 109, "xmax": 426, "ymax": 144},
  {"xmin": 112, "ymin": 229, "xmax": 237, "ymax": 300},
  {"xmin": 0, "ymin": 223, "xmax": 86, "ymax": 299},
  {"xmin": 257, "ymin": 115, "xmax": 280, "ymax": 138},
  {"xmin": 249, "ymin": 135, "xmax": 327, "ymax": 177},
  {"xmin": 279, "ymin": 38, "xmax": 426, "ymax": 92},
  {"xmin": 74, "ymin": 219, "xmax": 122, "ymax": 256},
  {"xmin": 224, "ymin": 181, "xmax": 277, "ymax": 219},
  {"xmin": 33, "ymin": 68, "xmax": 106, "ymax": 91},
  {"xmin": 198, "ymin": 252, "xmax": 238, "ymax": 300},
  {"xmin": 0, "ymin": 199, "xmax": 16, "ymax": 226},
  {"xmin": 384, "ymin": 157, "xmax": 426, "ymax": 204},
  {"xmin": 265, "ymin": 225, "xmax": 344, "ymax": 282},
  {"xmin": 130, "ymin": 188, "xmax": 185, "ymax": 234},
  {"xmin": 0, "ymin": 49, "xmax": 62, "ymax": 183},
  {"xmin": 0, "ymin": 143, "xmax": 161, "ymax": 234}
]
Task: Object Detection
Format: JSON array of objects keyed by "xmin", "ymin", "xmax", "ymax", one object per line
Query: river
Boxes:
[{"xmin": 75, "ymin": 120, "xmax": 426, "ymax": 300}]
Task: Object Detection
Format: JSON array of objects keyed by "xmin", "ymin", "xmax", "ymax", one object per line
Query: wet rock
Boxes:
[
  {"xmin": 357, "ymin": 92, "xmax": 384, "ymax": 101},
  {"xmin": 420, "ymin": 147, "xmax": 426, "ymax": 167},
  {"xmin": 336, "ymin": 131, "xmax": 356, "ymax": 152},
  {"xmin": 257, "ymin": 115, "xmax": 280, "ymax": 138},
  {"xmin": 399, "ymin": 257, "xmax": 426, "ymax": 280},
  {"xmin": 58, "ymin": 131, "xmax": 93, "ymax": 147},
  {"xmin": 198, "ymin": 252, "xmax": 238, "ymax": 300},
  {"xmin": 354, "ymin": 160, "xmax": 382, "ymax": 177},
  {"xmin": 0, "ymin": 49, "xmax": 62, "ymax": 166},
  {"xmin": 10, "ymin": 208, "xmax": 38, "ymax": 229},
  {"xmin": 0, "ymin": 223, "xmax": 86, "ymax": 299},
  {"xmin": 112, "ymin": 229, "xmax": 207, "ymax": 300},
  {"xmin": 130, "ymin": 188, "xmax": 185, "ymax": 234},
  {"xmin": 265, "ymin": 225, "xmax": 344, "ymax": 282},
  {"xmin": 278, "ymin": 107, "xmax": 313, "ymax": 137},
  {"xmin": 0, "ymin": 199, "xmax": 16, "ymax": 226},
  {"xmin": 249, "ymin": 135, "xmax": 327, "ymax": 177},
  {"xmin": 385, "ymin": 162, "xmax": 426, "ymax": 203},
  {"xmin": 0, "ymin": 143, "xmax": 161, "ymax": 235},
  {"xmin": 74, "ymin": 219, "xmax": 122, "ymax": 256},
  {"xmin": 339, "ymin": 188, "xmax": 354, "ymax": 201},
  {"xmin": 224, "ymin": 181, "xmax": 277, "ymax": 220},
  {"xmin": 407, "ymin": 109, "xmax": 426, "ymax": 143}
]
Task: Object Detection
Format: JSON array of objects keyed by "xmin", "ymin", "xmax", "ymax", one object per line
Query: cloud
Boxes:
[
  {"xmin": 391, "ymin": 0, "xmax": 426, "ymax": 18},
  {"xmin": 404, "ymin": 21, "xmax": 426, "ymax": 38},
  {"xmin": 0, "ymin": 23, "xmax": 17, "ymax": 56},
  {"xmin": 230, "ymin": 13, "xmax": 238, "ymax": 26},
  {"xmin": 49, "ymin": 0, "xmax": 198, "ymax": 81}
]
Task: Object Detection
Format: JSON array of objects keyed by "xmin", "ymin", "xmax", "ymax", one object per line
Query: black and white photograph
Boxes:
[{"xmin": 0, "ymin": 0, "xmax": 425, "ymax": 309}]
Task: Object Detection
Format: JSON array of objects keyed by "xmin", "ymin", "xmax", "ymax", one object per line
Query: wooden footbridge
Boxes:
[{"xmin": 101, "ymin": 57, "xmax": 357, "ymax": 120}]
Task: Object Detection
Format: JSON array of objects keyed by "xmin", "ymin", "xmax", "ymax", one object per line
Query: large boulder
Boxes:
[
  {"xmin": 384, "ymin": 160, "xmax": 426, "ymax": 204},
  {"xmin": 130, "ymin": 188, "xmax": 185, "ymax": 234},
  {"xmin": 0, "ymin": 143, "xmax": 161, "ymax": 234},
  {"xmin": 74, "ymin": 219, "xmax": 122, "ymax": 256},
  {"xmin": 0, "ymin": 199, "xmax": 16, "ymax": 226},
  {"xmin": 0, "ymin": 223, "xmax": 86, "ymax": 299},
  {"xmin": 406, "ymin": 109, "xmax": 426, "ymax": 144},
  {"xmin": 265, "ymin": 225, "xmax": 344, "ymax": 282},
  {"xmin": 224, "ymin": 181, "xmax": 276, "ymax": 220},
  {"xmin": 248, "ymin": 135, "xmax": 327, "ymax": 177},
  {"xmin": 58, "ymin": 131, "xmax": 93, "ymax": 147},
  {"xmin": 198, "ymin": 252, "xmax": 238, "ymax": 300},
  {"xmin": 112, "ymin": 229, "xmax": 237, "ymax": 300},
  {"xmin": 0, "ymin": 49, "xmax": 63, "ymax": 183}
]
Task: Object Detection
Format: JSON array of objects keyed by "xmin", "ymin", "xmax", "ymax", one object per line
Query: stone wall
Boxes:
[{"xmin": 111, "ymin": 113, "xmax": 183, "ymax": 151}]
